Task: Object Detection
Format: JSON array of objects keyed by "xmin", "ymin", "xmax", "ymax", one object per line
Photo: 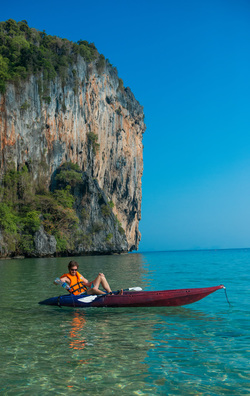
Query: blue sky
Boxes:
[{"xmin": 2, "ymin": 0, "xmax": 250, "ymax": 251}]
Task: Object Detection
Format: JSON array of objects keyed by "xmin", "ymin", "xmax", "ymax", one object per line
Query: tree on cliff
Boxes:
[
  {"xmin": 0, "ymin": 163, "xmax": 80, "ymax": 256},
  {"xmin": 0, "ymin": 19, "xmax": 105, "ymax": 93}
]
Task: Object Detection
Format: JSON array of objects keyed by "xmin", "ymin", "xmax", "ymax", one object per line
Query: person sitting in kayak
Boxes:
[{"xmin": 54, "ymin": 260, "xmax": 123, "ymax": 296}]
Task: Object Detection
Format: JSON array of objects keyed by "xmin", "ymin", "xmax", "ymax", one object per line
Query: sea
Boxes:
[{"xmin": 0, "ymin": 249, "xmax": 249, "ymax": 395}]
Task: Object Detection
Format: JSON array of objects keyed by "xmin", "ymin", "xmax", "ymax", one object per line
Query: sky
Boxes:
[{"xmin": 1, "ymin": 0, "xmax": 250, "ymax": 251}]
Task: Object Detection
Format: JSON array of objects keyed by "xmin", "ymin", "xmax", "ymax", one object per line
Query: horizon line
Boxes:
[{"xmin": 135, "ymin": 247, "xmax": 250, "ymax": 254}]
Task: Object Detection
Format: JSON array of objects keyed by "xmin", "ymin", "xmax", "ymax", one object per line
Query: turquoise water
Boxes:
[{"xmin": 0, "ymin": 250, "xmax": 249, "ymax": 395}]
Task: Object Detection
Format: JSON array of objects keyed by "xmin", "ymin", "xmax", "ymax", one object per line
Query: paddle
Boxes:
[
  {"xmin": 54, "ymin": 278, "xmax": 142, "ymax": 294},
  {"xmin": 107, "ymin": 287, "xmax": 143, "ymax": 295}
]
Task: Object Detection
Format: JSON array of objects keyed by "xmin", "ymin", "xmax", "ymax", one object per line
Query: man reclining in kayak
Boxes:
[{"xmin": 54, "ymin": 260, "xmax": 123, "ymax": 296}]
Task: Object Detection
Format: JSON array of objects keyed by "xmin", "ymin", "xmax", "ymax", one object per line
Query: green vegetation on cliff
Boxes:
[
  {"xmin": 0, "ymin": 19, "xmax": 106, "ymax": 93},
  {"xmin": 0, "ymin": 163, "xmax": 79, "ymax": 255},
  {"xmin": 0, "ymin": 162, "xmax": 123, "ymax": 257}
]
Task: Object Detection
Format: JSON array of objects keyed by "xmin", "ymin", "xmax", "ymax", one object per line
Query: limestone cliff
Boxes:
[{"xmin": 0, "ymin": 53, "xmax": 145, "ymax": 256}]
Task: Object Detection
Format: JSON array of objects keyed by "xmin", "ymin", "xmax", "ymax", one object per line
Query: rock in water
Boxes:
[{"xmin": 0, "ymin": 21, "xmax": 146, "ymax": 257}]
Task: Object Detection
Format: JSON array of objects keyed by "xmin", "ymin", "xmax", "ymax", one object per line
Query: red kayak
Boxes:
[{"xmin": 39, "ymin": 285, "xmax": 225, "ymax": 308}]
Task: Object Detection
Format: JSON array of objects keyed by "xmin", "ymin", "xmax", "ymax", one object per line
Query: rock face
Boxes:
[
  {"xmin": 34, "ymin": 226, "xmax": 57, "ymax": 257},
  {"xmin": 0, "ymin": 57, "xmax": 145, "ymax": 255}
]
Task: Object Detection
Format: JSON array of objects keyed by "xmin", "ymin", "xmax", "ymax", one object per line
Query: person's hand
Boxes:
[{"xmin": 99, "ymin": 273, "xmax": 105, "ymax": 277}]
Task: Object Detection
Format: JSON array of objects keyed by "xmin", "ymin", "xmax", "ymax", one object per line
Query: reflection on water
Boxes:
[
  {"xmin": 0, "ymin": 251, "xmax": 250, "ymax": 395},
  {"xmin": 68, "ymin": 312, "xmax": 87, "ymax": 351}
]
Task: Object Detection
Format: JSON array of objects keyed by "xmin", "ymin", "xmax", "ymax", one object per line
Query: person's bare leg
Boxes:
[
  {"xmin": 87, "ymin": 288, "xmax": 106, "ymax": 295},
  {"xmin": 98, "ymin": 273, "xmax": 112, "ymax": 293},
  {"xmin": 87, "ymin": 273, "xmax": 112, "ymax": 295}
]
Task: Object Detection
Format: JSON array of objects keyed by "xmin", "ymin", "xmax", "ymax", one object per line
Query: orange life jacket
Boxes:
[{"xmin": 60, "ymin": 271, "xmax": 87, "ymax": 295}]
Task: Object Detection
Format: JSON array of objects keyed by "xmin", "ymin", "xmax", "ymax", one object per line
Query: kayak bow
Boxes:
[{"xmin": 39, "ymin": 285, "xmax": 225, "ymax": 308}]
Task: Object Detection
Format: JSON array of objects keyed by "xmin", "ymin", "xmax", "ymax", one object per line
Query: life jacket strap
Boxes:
[{"xmin": 70, "ymin": 281, "xmax": 88, "ymax": 294}]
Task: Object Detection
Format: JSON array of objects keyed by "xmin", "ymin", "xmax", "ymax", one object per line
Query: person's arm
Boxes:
[
  {"xmin": 78, "ymin": 272, "xmax": 92, "ymax": 287},
  {"xmin": 54, "ymin": 276, "xmax": 70, "ymax": 286}
]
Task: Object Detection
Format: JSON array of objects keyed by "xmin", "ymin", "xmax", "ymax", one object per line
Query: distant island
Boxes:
[{"xmin": 0, "ymin": 19, "xmax": 146, "ymax": 258}]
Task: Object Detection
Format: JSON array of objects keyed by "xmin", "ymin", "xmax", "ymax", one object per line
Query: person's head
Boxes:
[{"xmin": 68, "ymin": 261, "xmax": 79, "ymax": 274}]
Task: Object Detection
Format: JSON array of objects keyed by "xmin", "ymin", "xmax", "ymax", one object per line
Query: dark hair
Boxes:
[{"xmin": 68, "ymin": 261, "xmax": 79, "ymax": 270}]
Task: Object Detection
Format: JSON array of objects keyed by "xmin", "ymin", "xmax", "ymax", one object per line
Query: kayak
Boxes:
[{"xmin": 39, "ymin": 285, "xmax": 225, "ymax": 308}]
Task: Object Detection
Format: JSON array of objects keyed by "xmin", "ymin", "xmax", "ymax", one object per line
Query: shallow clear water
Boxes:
[{"xmin": 0, "ymin": 250, "xmax": 249, "ymax": 395}]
